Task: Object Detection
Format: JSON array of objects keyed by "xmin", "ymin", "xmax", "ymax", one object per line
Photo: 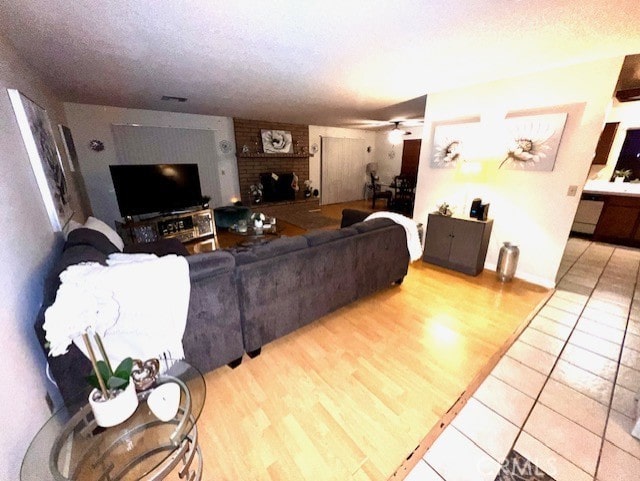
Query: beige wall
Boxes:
[
  {"xmin": 414, "ymin": 57, "xmax": 624, "ymax": 287},
  {"xmin": 0, "ymin": 34, "xmax": 89, "ymax": 479}
]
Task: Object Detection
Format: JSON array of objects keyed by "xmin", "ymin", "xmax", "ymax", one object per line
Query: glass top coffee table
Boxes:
[{"xmin": 21, "ymin": 360, "xmax": 206, "ymax": 481}]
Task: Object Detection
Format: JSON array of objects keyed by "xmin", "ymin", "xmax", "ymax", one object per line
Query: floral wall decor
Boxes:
[
  {"xmin": 499, "ymin": 112, "xmax": 568, "ymax": 171},
  {"xmin": 431, "ymin": 121, "xmax": 480, "ymax": 168},
  {"xmin": 261, "ymin": 129, "xmax": 293, "ymax": 154},
  {"xmin": 8, "ymin": 89, "xmax": 73, "ymax": 231}
]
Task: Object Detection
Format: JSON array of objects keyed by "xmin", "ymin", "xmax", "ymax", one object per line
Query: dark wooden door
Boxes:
[{"xmin": 401, "ymin": 139, "xmax": 421, "ymax": 176}]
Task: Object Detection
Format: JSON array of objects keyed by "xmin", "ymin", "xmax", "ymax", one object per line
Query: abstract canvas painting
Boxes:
[
  {"xmin": 8, "ymin": 89, "xmax": 73, "ymax": 230},
  {"xmin": 261, "ymin": 129, "xmax": 293, "ymax": 154},
  {"xmin": 431, "ymin": 121, "xmax": 480, "ymax": 168},
  {"xmin": 500, "ymin": 112, "xmax": 568, "ymax": 171}
]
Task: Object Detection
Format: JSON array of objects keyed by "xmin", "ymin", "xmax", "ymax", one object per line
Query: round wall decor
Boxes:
[
  {"xmin": 219, "ymin": 139, "xmax": 233, "ymax": 154},
  {"xmin": 89, "ymin": 139, "xmax": 105, "ymax": 152},
  {"xmin": 310, "ymin": 143, "xmax": 319, "ymax": 154}
]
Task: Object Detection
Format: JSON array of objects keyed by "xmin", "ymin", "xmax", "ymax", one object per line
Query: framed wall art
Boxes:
[
  {"xmin": 261, "ymin": 129, "xmax": 293, "ymax": 154},
  {"xmin": 8, "ymin": 89, "xmax": 73, "ymax": 231},
  {"xmin": 499, "ymin": 112, "xmax": 568, "ymax": 171},
  {"xmin": 431, "ymin": 120, "xmax": 480, "ymax": 168}
]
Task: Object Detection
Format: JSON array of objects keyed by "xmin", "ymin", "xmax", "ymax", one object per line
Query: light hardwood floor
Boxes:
[{"xmin": 196, "ymin": 216, "xmax": 550, "ymax": 480}]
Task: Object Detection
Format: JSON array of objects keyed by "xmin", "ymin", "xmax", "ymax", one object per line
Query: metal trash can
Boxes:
[{"xmin": 497, "ymin": 242, "xmax": 519, "ymax": 282}]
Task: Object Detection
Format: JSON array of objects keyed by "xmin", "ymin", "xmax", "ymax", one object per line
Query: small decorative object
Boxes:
[
  {"xmin": 310, "ymin": 143, "xmax": 319, "ymax": 154},
  {"xmin": 303, "ymin": 179, "xmax": 313, "ymax": 198},
  {"xmin": 131, "ymin": 358, "xmax": 160, "ymax": 391},
  {"xmin": 500, "ymin": 112, "xmax": 567, "ymax": 171},
  {"xmin": 237, "ymin": 219, "xmax": 248, "ymax": 233},
  {"xmin": 261, "ymin": 129, "xmax": 293, "ymax": 153},
  {"xmin": 249, "ymin": 183, "xmax": 263, "ymax": 204},
  {"xmin": 201, "ymin": 195, "xmax": 211, "ymax": 208},
  {"xmin": 242, "ymin": 144, "xmax": 250, "ymax": 154},
  {"xmin": 43, "ymin": 287, "xmax": 138, "ymax": 427},
  {"xmin": 431, "ymin": 120, "xmax": 480, "ymax": 168},
  {"xmin": 613, "ymin": 169, "xmax": 632, "ymax": 183},
  {"xmin": 89, "ymin": 139, "xmax": 105, "ymax": 152},
  {"xmin": 251, "ymin": 212, "xmax": 266, "ymax": 234},
  {"xmin": 497, "ymin": 242, "xmax": 520, "ymax": 282},
  {"xmin": 8, "ymin": 89, "xmax": 73, "ymax": 231},
  {"xmin": 148, "ymin": 382, "xmax": 181, "ymax": 422},
  {"xmin": 312, "ymin": 188, "xmax": 319, "ymax": 198},
  {"xmin": 219, "ymin": 139, "xmax": 233, "ymax": 154},
  {"xmin": 291, "ymin": 172, "xmax": 299, "ymax": 192},
  {"xmin": 437, "ymin": 202, "xmax": 453, "ymax": 216}
]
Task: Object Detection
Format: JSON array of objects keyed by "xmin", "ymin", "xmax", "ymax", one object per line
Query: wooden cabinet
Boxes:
[
  {"xmin": 422, "ymin": 214, "xmax": 493, "ymax": 276},
  {"xmin": 593, "ymin": 195, "xmax": 640, "ymax": 246},
  {"xmin": 115, "ymin": 208, "xmax": 216, "ymax": 246},
  {"xmin": 592, "ymin": 122, "xmax": 619, "ymax": 165}
]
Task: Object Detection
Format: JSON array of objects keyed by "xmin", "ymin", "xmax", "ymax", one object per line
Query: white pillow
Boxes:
[
  {"xmin": 84, "ymin": 216, "xmax": 125, "ymax": 251},
  {"xmin": 63, "ymin": 219, "xmax": 83, "ymax": 239}
]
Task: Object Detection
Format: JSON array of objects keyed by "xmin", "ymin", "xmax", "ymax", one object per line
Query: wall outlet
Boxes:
[{"xmin": 567, "ymin": 185, "xmax": 578, "ymax": 197}]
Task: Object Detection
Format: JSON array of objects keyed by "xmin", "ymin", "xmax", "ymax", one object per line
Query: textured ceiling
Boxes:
[{"xmin": 1, "ymin": 0, "xmax": 639, "ymax": 127}]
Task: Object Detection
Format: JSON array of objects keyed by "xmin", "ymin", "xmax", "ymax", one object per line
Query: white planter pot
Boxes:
[
  {"xmin": 89, "ymin": 379, "xmax": 139, "ymax": 427},
  {"xmin": 614, "ymin": 176, "xmax": 625, "ymax": 183}
]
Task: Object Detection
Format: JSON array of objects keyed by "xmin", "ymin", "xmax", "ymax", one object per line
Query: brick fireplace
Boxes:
[{"xmin": 233, "ymin": 118, "xmax": 311, "ymax": 207}]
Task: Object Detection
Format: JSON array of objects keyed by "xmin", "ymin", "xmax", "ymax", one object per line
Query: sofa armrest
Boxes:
[{"xmin": 340, "ymin": 209, "xmax": 370, "ymax": 228}]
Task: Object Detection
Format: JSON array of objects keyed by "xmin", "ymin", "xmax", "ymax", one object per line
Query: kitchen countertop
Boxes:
[{"xmin": 583, "ymin": 180, "xmax": 640, "ymax": 197}]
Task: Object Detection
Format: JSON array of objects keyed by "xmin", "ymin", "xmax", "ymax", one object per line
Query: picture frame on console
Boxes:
[{"xmin": 8, "ymin": 89, "xmax": 73, "ymax": 231}]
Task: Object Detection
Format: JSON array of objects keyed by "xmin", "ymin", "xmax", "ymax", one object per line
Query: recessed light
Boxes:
[{"xmin": 161, "ymin": 95, "xmax": 188, "ymax": 102}]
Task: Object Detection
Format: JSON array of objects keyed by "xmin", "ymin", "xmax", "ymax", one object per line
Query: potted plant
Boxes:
[
  {"xmin": 303, "ymin": 180, "xmax": 313, "ymax": 198},
  {"xmin": 613, "ymin": 169, "xmax": 632, "ymax": 183},
  {"xmin": 249, "ymin": 183, "xmax": 263, "ymax": 204},
  {"xmin": 43, "ymin": 294, "xmax": 138, "ymax": 427}
]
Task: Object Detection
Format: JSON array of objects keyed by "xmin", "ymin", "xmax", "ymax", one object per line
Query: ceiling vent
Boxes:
[{"xmin": 161, "ymin": 95, "xmax": 188, "ymax": 102}]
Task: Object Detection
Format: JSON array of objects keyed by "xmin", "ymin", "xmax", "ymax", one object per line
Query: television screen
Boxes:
[{"xmin": 109, "ymin": 164, "xmax": 203, "ymax": 217}]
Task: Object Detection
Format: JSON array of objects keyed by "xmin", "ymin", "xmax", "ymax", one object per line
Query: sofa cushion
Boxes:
[
  {"xmin": 350, "ymin": 217, "xmax": 395, "ymax": 233},
  {"xmin": 303, "ymin": 227, "xmax": 358, "ymax": 246},
  {"xmin": 187, "ymin": 251, "xmax": 236, "ymax": 281},
  {"xmin": 340, "ymin": 209, "xmax": 370, "ymax": 228},
  {"xmin": 84, "ymin": 216, "xmax": 125, "ymax": 251},
  {"xmin": 231, "ymin": 236, "xmax": 308, "ymax": 265},
  {"xmin": 64, "ymin": 228, "xmax": 120, "ymax": 256},
  {"xmin": 124, "ymin": 238, "xmax": 189, "ymax": 257}
]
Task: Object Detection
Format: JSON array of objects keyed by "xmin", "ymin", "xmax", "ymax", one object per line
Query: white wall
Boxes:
[
  {"xmin": 374, "ymin": 126, "xmax": 424, "ymax": 183},
  {"xmin": 414, "ymin": 57, "xmax": 623, "ymax": 287},
  {"xmin": 0, "ymin": 34, "xmax": 89, "ymax": 480},
  {"xmin": 309, "ymin": 125, "xmax": 377, "ymax": 199},
  {"xmin": 63, "ymin": 103, "xmax": 239, "ymax": 228}
]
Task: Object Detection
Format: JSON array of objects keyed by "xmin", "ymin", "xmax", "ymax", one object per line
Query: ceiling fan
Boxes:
[{"xmin": 388, "ymin": 121, "xmax": 413, "ymax": 145}]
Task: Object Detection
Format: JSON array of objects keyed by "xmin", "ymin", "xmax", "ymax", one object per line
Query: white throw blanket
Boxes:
[
  {"xmin": 365, "ymin": 211, "xmax": 423, "ymax": 262},
  {"xmin": 44, "ymin": 253, "xmax": 190, "ymax": 368}
]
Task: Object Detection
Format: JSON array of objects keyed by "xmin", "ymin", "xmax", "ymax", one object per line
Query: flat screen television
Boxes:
[{"xmin": 109, "ymin": 163, "xmax": 203, "ymax": 217}]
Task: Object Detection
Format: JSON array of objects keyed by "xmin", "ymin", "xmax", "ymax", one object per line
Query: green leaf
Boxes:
[
  {"xmin": 107, "ymin": 376, "xmax": 128, "ymax": 390},
  {"xmin": 96, "ymin": 361, "xmax": 110, "ymax": 385},
  {"xmin": 86, "ymin": 373, "xmax": 101, "ymax": 390},
  {"xmin": 114, "ymin": 357, "xmax": 133, "ymax": 379}
]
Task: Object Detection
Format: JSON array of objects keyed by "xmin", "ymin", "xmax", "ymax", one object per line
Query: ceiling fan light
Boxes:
[{"xmin": 388, "ymin": 128, "xmax": 404, "ymax": 145}]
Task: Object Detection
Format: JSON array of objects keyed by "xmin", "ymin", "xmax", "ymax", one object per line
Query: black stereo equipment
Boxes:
[{"xmin": 470, "ymin": 198, "xmax": 482, "ymax": 219}]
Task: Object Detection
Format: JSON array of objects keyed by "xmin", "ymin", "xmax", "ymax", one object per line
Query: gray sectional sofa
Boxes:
[{"xmin": 35, "ymin": 210, "xmax": 410, "ymax": 404}]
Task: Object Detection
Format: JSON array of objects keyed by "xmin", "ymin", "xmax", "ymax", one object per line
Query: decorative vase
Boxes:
[
  {"xmin": 89, "ymin": 379, "xmax": 139, "ymax": 427},
  {"xmin": 254, "ymin": 219, "xmax": 264, "ymax": 234}
]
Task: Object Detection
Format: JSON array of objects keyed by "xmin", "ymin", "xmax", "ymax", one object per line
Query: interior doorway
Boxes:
[{"xmin": 400, "ymin": 139, "xmax": 421, "ymax": 177}]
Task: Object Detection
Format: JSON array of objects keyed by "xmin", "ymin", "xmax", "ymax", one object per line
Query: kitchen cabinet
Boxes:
[
  {"xmin": 593, "ymin": 194, "xmax": 640, "ymax": 246},
  {"xmin": 422, "ymin": 214, "xmax": 493, "ymax": 276}
]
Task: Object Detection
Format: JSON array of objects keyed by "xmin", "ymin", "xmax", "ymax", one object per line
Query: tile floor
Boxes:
[{"xmin": 405, "ymin": 238, "xmax": 640, "ymax": 481}]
